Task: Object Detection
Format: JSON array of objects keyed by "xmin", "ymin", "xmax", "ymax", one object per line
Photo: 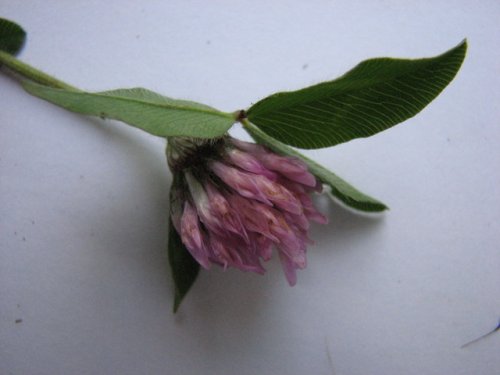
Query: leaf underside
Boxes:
[
  {"xmin": 22, "ymin": 83, "xmax": 235, "ymax": 139},
  {"xmin": 245, "ymin": 122, "xmax": 387, "ymax": 212},
  {"xmin": 168, "ymin": 219, "xmax": 200, "ymax": 313},
  {"xmin": 247, "ymin": 40, "xmax": 467, "ymax": 149},
  {"xmin": 0, "ymin": 18, "xmax": 26, "ymax": 55}
]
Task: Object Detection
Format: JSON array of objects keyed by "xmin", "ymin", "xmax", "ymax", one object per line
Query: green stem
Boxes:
[{"xmin": 0, "ymin": 50, "xmax": 78, "ymax": 90}]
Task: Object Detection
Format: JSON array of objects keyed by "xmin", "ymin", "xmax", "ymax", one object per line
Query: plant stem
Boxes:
[{"xmin": 0, "ymin": 50, "xmax": 78, "ymax": 90}]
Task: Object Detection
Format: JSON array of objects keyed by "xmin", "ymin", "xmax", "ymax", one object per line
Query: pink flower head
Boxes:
[{"xmin": 168, "ymin": 136, "xmax": 327, "ymax": 285}]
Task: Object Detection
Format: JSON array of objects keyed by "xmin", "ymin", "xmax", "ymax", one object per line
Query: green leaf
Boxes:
[
  {"xmin": 244, "ymin": 121, "xmax": 387, "ymax": 212},
  {"xmin": 168, "ymin": 218, "xmax": 200, "ymax": 313},
  {"xmin": 247, "ymin": 40, "xmax": 467, "ymax": 149},
  {"xmin": 0, "ymin": 18, "xmax": 26, "ymax": 56},
  {"xmin": 22, "ymin": 82, "xmax": 235, "ymax": 138}
]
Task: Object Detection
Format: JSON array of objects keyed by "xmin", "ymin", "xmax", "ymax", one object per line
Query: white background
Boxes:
[{"xmin": 1, "ymin": 1, "xmax": 499, "ymax": 374}]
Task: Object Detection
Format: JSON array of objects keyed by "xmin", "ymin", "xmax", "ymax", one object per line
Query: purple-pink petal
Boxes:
[
  {"xmin": 204, "ymin": 182, "xmax": 249, "ymax": 241},
  {"xmin": 231, "ymin": 138, "xmax": 316, "ymax": 187},
  {"xmin": 180, "ymin": 201, "xmax": 211, "ymax": 269},
  {"xmin": 251, "ymin": 174, "xmax": 303, "ymax": 215},
  {"xmin": 208, "ymin": 234, "xmax": 265, "ymax": 274},
  {"xmin": 278, "ymin": 252, "xmax": 299, "ymax": 286},
  {"xmin": 225, "ymin": 148, "xmax": 277, "ymax": 181},
  {"xmin": 210, "ymin": 161, "xmax": 272, "ymax": 205}
]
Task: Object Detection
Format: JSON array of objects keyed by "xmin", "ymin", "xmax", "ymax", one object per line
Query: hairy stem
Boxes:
[{"xmin": 0, "ymin": 50, "xmax": 78, "ymax": 90}]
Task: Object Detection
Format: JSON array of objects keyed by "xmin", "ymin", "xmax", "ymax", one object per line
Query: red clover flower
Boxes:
[{"xmin": 167, "ymin": 136, "xmax": 327, "ymax": 285}]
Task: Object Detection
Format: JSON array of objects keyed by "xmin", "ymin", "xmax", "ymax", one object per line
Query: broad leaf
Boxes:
[
  {"xmin": 168, "ymin": 218, "xmax": 200, "ymax": 313},
  {"xmin": 247, "ymin": 40, "xmax": 467, "ymax": 149},
  {"xmin": 0, "ymin": 18, "xmax": 26, "ymax": 55},
  {"xmin": 22, "ymin": 82, "xmax": 235, "ymax": 138},
  {"xmin": 244, "ymin": 121, "xmax": 387, "ymax": 212}
]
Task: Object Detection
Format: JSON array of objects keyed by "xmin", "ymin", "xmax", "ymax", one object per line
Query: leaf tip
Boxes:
[
  {"xmin": 458, "ymin": 38, "xmax": 468, "ymax": 55},
  {"xmin": 168, "ymin": 218, "xmax": 200, "ymax": 314},
  {"xmin": 373, "ymin": 203, "xmax": 390, "ymax": 212},
  {"xmin": 448, "ymin": 38, "xmax": 467, "ymax": 64}
]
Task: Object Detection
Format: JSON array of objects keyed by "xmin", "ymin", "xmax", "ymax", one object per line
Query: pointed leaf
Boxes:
[
  {"xmin": 247, "ymin": 40, "xmax": 467, "ymax": 149},
  {"xmin": 22, "ymin": 82, "xmax": 235, "ymax": 138},
  {"xmin": 244, "ymin": 121, "xmax": 387, "ymax": 212},
  {"xmin": 0, "ymin": 18, "xmax": 26, "ymax": 55},
  {"xmin": 168, "ymin": 218, "xmax": 200, "ymax": 312}
]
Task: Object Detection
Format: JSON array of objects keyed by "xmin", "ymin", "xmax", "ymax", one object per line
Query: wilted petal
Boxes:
[
  {"xmin": 278, "ymin": 252, "xmax": 298, "ymax": 286},
  {"xmin": 304, "ymin": 206, "xmax": 328, "ymax": 224},
  {"xmin": 180, "ymin": 201, "xmax": 211, "ymax": 269},
  {"xmin": 232, "ymin": 138, "xmax": 316, "ymax": 187},
  {"xmin": 208, "ymin": 234, "xmax": 265, "ymax": 274},
  {"xmin": 266, "ymin": 209, "xmax": 304, "ymax": 258},
  {"xmin": 284, "ymin": 211, "xmax": 310, "ymax": 231},
  {"xmin": 205, "ymin": 182, "xmax": 249, "ymax": 241},
  {"xmin": 250, "ymin": 233, "xmax": 273, "ymax": 261},
  {"xmin": 296, "ymin": 190, "xmax": 328, "ymax": 224},
  {"xmin": 225, "ymin": 148, "xmax": 277, "ymax": 181},
  {"xmin": 185, "ymin": 172, "xmax": 212, "ymax": 223},
  {"xmin": 227, "ymin": 194, "xmax": 279, "ymax": 242},
  {"xmin": 210, "ymin": 161, "xmax": 272, "ymax": 205},
  {"xmin": 278, "ymin": 177, "xmax": 328, "ymax": 224},
  {"xmin": 251, "ymin": 175, "xmax": 303, "ymax": 215},
  {"xmin": 260, "ymin": 154, "xmax": 316, "ymax": 187}
]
